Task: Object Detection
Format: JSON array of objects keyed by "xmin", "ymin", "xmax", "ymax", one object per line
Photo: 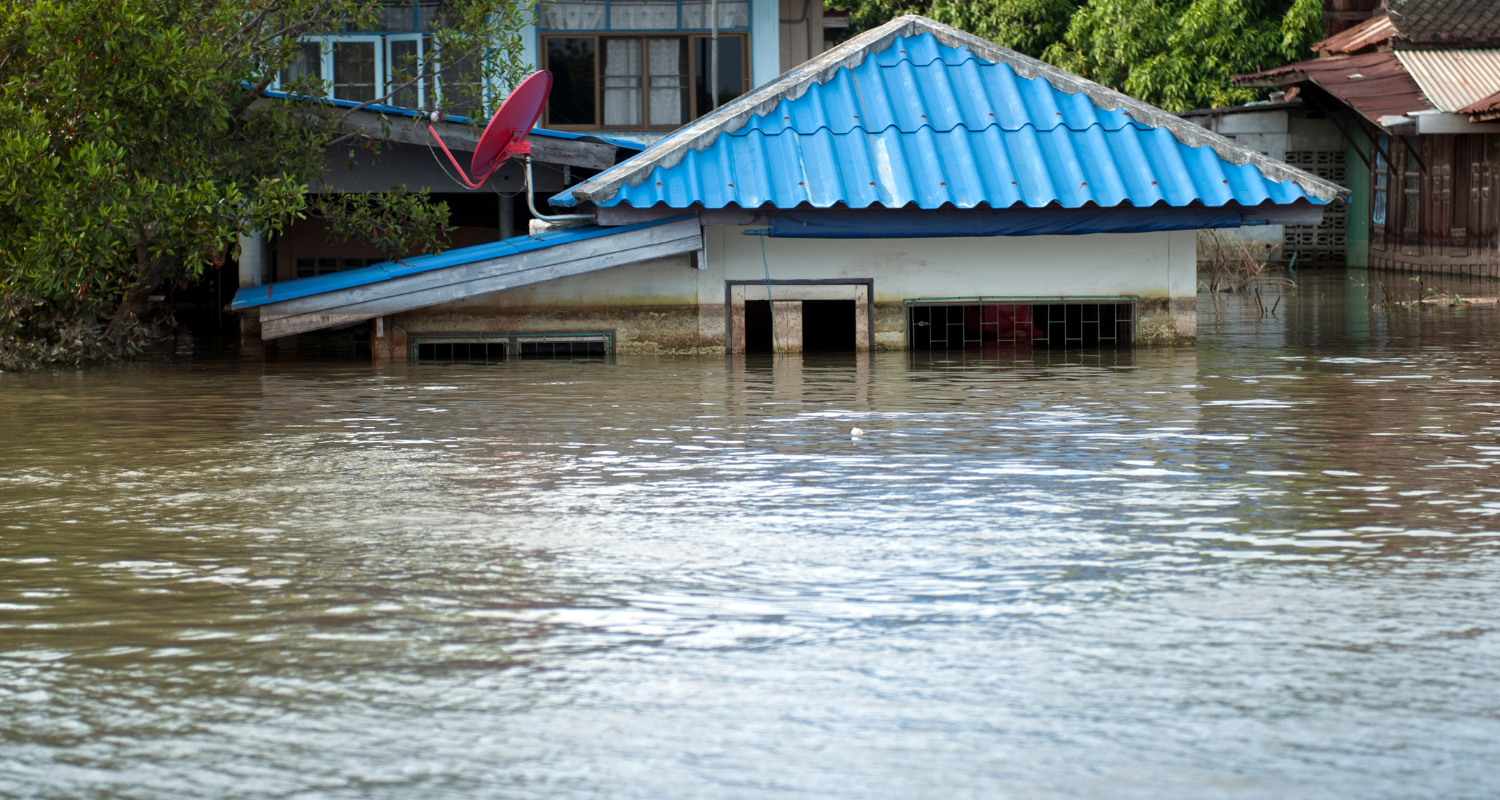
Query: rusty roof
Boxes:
[
  {"xmin": 1314, "ymin": 14, "xmax": 1395, "ymax": 55},
  {"xmin": 1388, "ymin": 0, "xmax": 1500, "ymax": 44},
  {"xmin": 1234, "ymin": 52, "xmax": 1434, "ymax": 125},
  {"xmin": 1395, "ymin": 49, "xmax": 1500, "ymax": 111},
  {"xmin": 1460, "ymin": 88, "xmax": 1500, "ymax": 120}
]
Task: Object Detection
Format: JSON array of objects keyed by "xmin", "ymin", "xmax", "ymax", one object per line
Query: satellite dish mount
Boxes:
[{"xmin": 426, "ymin": 70, "xmax": 591, "ymax": 224}]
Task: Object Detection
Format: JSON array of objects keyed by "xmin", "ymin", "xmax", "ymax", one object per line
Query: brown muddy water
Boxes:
[{"xmin": 3, "ymin": 270, "xmax": 1500, "ymax": 799}]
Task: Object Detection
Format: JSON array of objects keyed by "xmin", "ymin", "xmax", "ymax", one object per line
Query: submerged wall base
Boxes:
[{"xmin": 365, "ymin": 228, "xmax": 1199, "ymax": 360}]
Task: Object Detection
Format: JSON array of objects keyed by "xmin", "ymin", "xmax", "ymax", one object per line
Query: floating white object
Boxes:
[{"xmin": 850, "ymin": 427, "xmax": 865, "ymax": 436}]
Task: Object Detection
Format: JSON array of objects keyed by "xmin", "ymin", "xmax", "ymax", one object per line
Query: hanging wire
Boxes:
[
  {"xmin": 745, "ymin": 228, "xmax": 779, "ymax": 354},
  {"xmin": 425, "ymin": 133, "xmax": 474, "ymax": 190}
]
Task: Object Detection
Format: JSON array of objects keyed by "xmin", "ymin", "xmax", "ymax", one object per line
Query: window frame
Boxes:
[
  {"xmin": 326, "ymin": 35, "xmax": 387, "ymax": 104},
  {"xmin": 382, "ymin": 33, "xmax": 431, "ymax": 109},
  {"xmin": 1372, "ymin": 134, "xmax": 1389, "ymax": 233},
  {"xmin": 540, "ymin": 31, "xmax": 750, "ymax": 132},
  {"xmin": 1400, "ymin": 137, "xmax": 1423, "ymax": 240}
]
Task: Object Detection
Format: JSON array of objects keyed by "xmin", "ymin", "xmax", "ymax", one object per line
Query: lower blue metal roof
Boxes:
[
  {"xmin": 230, "ymin": 216, "xmax": 691, "ymax": 310},
  {"xmin": 257, "ymin": 87, "xmax": 646, "ymax": 151}
]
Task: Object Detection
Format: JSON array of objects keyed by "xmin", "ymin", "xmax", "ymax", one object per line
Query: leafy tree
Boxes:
[
  {"xmin": 841, "ymin": 0, "xmax": 1079, "ymax": 59},
  {"xmin": 0, "ymin": 0, "xmax": 531, "ymax": 367},
  {"xmin": 838, "ymin": 0, "xmax": 1323, "ymax": 111},
  {"xmin": 1045, "ymin": 0, "xmax": 1323, "ymax": 111}
]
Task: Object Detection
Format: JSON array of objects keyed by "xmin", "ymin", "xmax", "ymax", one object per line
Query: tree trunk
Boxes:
[{"xmin": 106, "ymin": 244, "xmax": 176, "ymax": 345}]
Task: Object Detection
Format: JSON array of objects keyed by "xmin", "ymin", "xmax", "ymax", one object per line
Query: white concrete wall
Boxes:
[
  {"xmin": 702, "ymin": 226, "xmax": 1194, "ymax": 299},
  {"xmin": 698, "ymin": 226, "xmax": 1197, "ymax": 346},
  {"xmin": 389, "ymin": 227, "xmax": 1199, "ymax": 354}
]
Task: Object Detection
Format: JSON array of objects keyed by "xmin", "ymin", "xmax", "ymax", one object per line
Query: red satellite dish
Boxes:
[{"xmin": 428, "ymin": 70, "xmax": 553, "ymax": 189}]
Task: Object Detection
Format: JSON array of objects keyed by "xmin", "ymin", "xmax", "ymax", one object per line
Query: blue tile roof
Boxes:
[
  {"xmin": 557, "ymin": 23, "xmax": 1344, "ymax": 212},
  {"xmin": 230, "ymin": 216, "xmax": 691, "ymax": 310}
]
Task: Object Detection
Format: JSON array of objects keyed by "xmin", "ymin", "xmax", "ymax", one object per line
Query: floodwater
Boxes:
[{"xmin": 3, "ymin": 271, "xmax": 1500, "ymax": 799}]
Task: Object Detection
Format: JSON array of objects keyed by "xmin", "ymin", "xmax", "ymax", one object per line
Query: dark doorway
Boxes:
[
  {"xmin": 745, "ymin": 300, "xmax": 773, "ymax": 353},
  {"xmin": 802, "ymin": 300, "xmax": 857, "ymax": 352}
]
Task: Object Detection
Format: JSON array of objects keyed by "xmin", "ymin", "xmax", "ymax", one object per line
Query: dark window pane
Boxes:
[
  {"xmin": 281, "ymin": 42, "xmax": 321, "ymax": 88},
  {"xmin": 547, "ymin": 37, "xmax": 596, "ymax": 126},
  {"xmin": 437, "ymin": 48, "xmax": 484, "ymax": 118},
  {"xmin": 333, "ymin": 41, "xmax": 377, "ymax": 102},
  {"xmin": 417, "ymin": 1, "xmax": 441, "ymax": 30},
  {"xmin": 370, "ymin": 1, "xmax": 416, "ymax": 31},
  {"xmin": 386, "ymin": 38, "xmax": 420, "ymax": 108},
  {"xmin": 694, "ymin": 36, "xmax": 742, "ymax": 116}
]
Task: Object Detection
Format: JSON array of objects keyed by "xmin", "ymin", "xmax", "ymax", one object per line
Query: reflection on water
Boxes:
[{"xmin": 2, "ymin": 270, "xmax": 1500, "ymax": 799}]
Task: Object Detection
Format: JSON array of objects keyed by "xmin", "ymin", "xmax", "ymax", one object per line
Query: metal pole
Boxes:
[
  {"xmin": 710, "ymin": 0, "xmax": 719, "ymax": 111},
  {"xmin": 500, "ymin": 194, "xmax": 514, "ymax": 239},
  {"xmin": 524, "ymin": 156, "xmax": 594, "ymax": 223}
]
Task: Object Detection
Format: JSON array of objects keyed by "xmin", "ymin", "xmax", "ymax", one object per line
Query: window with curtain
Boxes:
[
  {"xmin": 603, "ymin": 38, "xmax": 643, "ymax": 126},
  {"xmin": 541, "ymin": 0, "xmax": 606, "ymax": 30},
  {"xmin": 542, "ymin": 33, "xmax": 746, "ymax": 129},
  {"xmin": 680, "ymin": 0, "xmax": 748, "ymax": 28},
  {"xmin": 540, "ymin": 0, "xmax": 748, "ymax": 30},
  {"xmin": 649, "ymin": 38, "xmax": 689, "ymax": 126},
  {"xmin": 538, "ymin": 0, "xmax": 751, "ymax": 131},
  {"xmin": 612, "ymin": 0, "xmax": 679, "ymax": 29}
]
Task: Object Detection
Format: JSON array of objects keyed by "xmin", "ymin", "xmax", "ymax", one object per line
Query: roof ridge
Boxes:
[
  {"xmin": 721, "ymin": 120, "xmax": 1156, "ymax": 137},
  {"xmin": 565, "ymin": 15, "xmax": 1347, "ymax": 207}
]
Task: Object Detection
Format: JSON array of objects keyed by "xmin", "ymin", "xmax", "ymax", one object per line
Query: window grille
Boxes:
[
  {"xmin": 410, "ymin": 332, "xmax": 615, "ymax": 363},
  {"xmin": 906, "ymin": 299, "xmax": 1135, "ymax": 350}
]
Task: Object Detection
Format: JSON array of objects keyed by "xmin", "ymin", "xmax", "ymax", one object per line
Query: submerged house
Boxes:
[
  {"xmin": 1234, "ymin": 0, "xmax": 1500, "ymax": 274},
  {"xmin": 233, "ymin": 15, "xmax": 1346, "ymax": 358}
]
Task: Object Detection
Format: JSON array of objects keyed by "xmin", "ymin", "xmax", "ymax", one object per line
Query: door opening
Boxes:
[
  {"xmin": 744, "ymin": 299, "xmax": 773, "ymax": 353},
  {"xmin": 802, "ymin": 299, "xmax": 856, "ymax": 352}
]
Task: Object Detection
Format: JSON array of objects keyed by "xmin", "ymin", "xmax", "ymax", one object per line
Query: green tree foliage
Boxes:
[
  {"xmin": 1045, "ymin": 0, "xmax": 1322, "ymax": 111},
  {"xmin": 843, "ymin": 0, "xmax": 1079, "ymax": 59},
  {"xmin": 838, "ymin": 0, "xmax": 1323, "ymax": 110},
  {"xmin": 0, "ymin": 0, "xmax": 531, "ymax": 367}
]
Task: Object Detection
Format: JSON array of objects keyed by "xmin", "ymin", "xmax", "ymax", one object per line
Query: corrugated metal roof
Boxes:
[
  {"xmin": 1396, "ymin": 49, "xmax": 1500, "ymax": 112},
  {"xmin": 1234, "ymin": 52, "xmax": 1435, "ymax": 125},
  {"xmin": 559, "ymin": 16, "xmax": 1344, "ymax": 211},
  {"xmin": 1460, "ymin": 87, "xmax": 1500, "ymax": 120},
  {"xmin": 230, "ymin": 217, "xmax": 689, "ymax": 310},
  {"xmin": 1314, "ymin": 14, "xmax": 1395, "ymax": 55}
]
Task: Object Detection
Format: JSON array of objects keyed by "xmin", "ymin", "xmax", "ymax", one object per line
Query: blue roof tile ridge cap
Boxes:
[
  {"xmin": 721, "ymin": 119, "xmax": 1157, "ymax": 137},
  {"xmin": 563, "ymin": 15, "xmax": 1350, "ymax": 206}
]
